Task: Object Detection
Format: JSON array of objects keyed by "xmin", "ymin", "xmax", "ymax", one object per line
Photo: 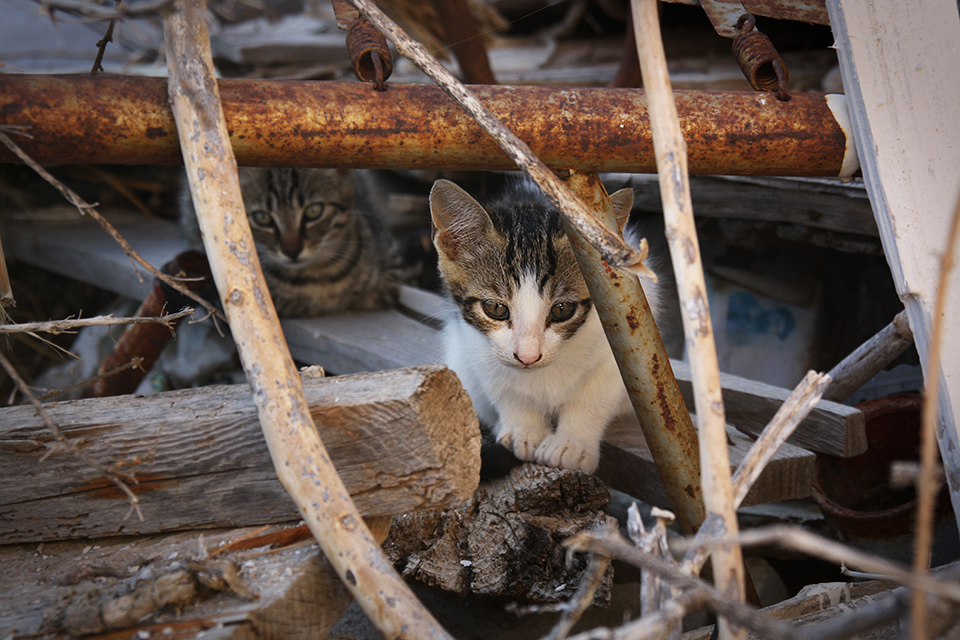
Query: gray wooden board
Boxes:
[{"xmin": 0, "ymin": 366, "xmax": 480, "ymax": 544}]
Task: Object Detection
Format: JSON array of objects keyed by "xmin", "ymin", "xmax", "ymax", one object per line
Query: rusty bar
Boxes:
[
  {"xmin": 0, "ymin": 75, "xmax": 851, "ymax": 177},
  {"xmin": 563, "ymin": 172, "xmax": 705, "ymax": 536}
]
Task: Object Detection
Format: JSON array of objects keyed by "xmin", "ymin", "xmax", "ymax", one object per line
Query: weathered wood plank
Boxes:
[
  {"xmin": 826, "ymin": 0, "xmax": 960, "ymax": 526},
  {"xmin": 0, "ymin": 365, "xmax": 480, "ymax": 544},
  {"xmin": 601, "ymin": 414, "xmax": 815, "ymax": 508}
]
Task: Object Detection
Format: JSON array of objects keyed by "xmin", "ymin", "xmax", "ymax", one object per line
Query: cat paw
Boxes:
[
  {"xmin": 535, "ymin": 434, "xmax": 600, "ymax": 473},
  {"xmin": 498, "ymin": 423, "xmax": 550, "ymax": 462}
]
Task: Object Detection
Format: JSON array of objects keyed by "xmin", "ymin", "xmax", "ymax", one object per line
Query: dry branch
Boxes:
[
  {"xmin": 0, "ymin": 308, "xmax": 193, "ymax": 335},
  {"xmin": 162, "ymin": 2, "xmax": 456, "ymax": 638},
  {"xmin": 823, "ymin": 309, "xmax": 914, "ymax": 403},
  {"xmin": 567, "ymin": 526, "xmax": 800, "ymax": 640},
  {"xmin": 0, "ymin": 128, "xmax": 221, "ymax": 324},
  {"xmin": 630, "ymin": 0, "xmax": 745, "ymax": 635},
  {"xmin": 345, "ymin": 0, "xmax": 651, "ymax": 277}
]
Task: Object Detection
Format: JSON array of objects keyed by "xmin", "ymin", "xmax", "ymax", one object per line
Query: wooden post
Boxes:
[{"xmin": 162, "ymin": 2, "xmax": 455, "ymax": 638}]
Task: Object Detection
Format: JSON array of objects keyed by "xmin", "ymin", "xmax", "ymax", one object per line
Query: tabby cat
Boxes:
[
  {"xmin": 430, "ymin": 178, "xmax": 663, "ymax": 473},
  {"xmin": 181, "ymin": 167, "xmax": 402, "ymax": 317}
]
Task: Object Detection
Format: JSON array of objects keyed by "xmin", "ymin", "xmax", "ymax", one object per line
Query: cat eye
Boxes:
[
  {"xmin": 250, "ymin": 210, "xmax": 273, "ymax": 227},
  {"xmin": 481, "ymin": 300, "xmax": 510, "ymax": 321},
  {"xmin": 303, "ymin": 203, "xmax": 326, "ymax": 221},
  {"xmin": 550, "ymin": 301, "xmax": 577, "ymax": 322}
]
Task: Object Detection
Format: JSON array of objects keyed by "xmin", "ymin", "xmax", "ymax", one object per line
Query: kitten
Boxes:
[
  {"xmin": 181, "ymin": 167, "xmax": 402, "ymax": 317},
  {"xmin": 430, "ymin": 178, "xmax": 663, "ymax": 473}
]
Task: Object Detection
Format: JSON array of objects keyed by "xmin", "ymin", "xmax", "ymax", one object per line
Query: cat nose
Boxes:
[
  {"xmin": 513, "ymin": 351, "xmax": 542, "ymax": 366},
  {"xmin": 279, "ymin": 235, "xmax": 303, "ymax": 261}
]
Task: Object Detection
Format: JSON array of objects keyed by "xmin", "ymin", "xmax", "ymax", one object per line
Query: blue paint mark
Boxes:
[{"xmin": 726, "ymin": 292, "xmax": 796, "ymax": 345}]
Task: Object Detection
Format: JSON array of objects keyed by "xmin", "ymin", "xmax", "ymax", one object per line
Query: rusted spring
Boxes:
[
  {"xmin": 732, "ymin": 14, "xmax": 790, "ymax": 101},
  {"xmin": 346, "ymin": 15, "xmax": 394, "ymax": 91}
]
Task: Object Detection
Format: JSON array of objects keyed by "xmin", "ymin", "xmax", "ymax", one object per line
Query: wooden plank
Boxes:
[
  {"xmin": 601, "ymin": 414, "xmax": 815, "ymax": 508},
  {"xmin": 825, "ymin": 0, "xmax": 960, "ymax": 522},
  {"xmin": 0, "ymin": 365, "xmax": 479, "ymax": 544}
]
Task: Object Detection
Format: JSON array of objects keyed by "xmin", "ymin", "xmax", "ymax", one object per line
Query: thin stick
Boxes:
[
  {"xmin": 911, "ymin": 188, "xmax": 960, "ymax": 640},
  {"xmin": 731, "ymin": 370, "xmax": 831, "ymax": 507},
  {"xmin": 91, "ymin": 0, "xmax": 121, "ymax": 75},
  {"xmin": 630, "ymin": 1, "xmax": 745, "ymax": 636},
  {"xmin": 565, "ymin": 591, "xmax": 704, "ymax": 640},
  {"xmin": 823, "ymin": 310, "xmax": 913, "ymax": 403},
  {"xmin": 0, "ymin": 308, "xmax": 193, "ymax": 335},
  {"xmin": 162, "ymin": 2, "xmax": 454, "ymax": 638},
  {"xmin": 0, "ymin": 349, "xmax": 143, "ymax": 520},
  {"xmin": 677, "ymin": 525, "xmax": 960, "ymax": 604},
  {"xmin": 345, "ymin": 0, "xmax": 653, "ymax": 279},
  {"xmin": 0, "ymin": 129, "xmax": 222, "ymax": 326},
  {"xmin": 567, "ymin": 527, "xmax": 801, "ymax": 640}
]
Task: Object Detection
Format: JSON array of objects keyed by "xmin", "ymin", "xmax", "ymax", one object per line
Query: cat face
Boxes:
[
  {"xmin": 430, "ymin": 179, "xmax": 595, "ymax": 370},
  {"xmin": 238, "ymin": 167, "xmax": 355, "ymax": 268}
]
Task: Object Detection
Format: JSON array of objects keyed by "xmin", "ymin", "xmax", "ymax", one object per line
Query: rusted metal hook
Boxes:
[
  {"xmin": 732, "ymin": 13, "xmax": 790, "ymax": 101},
  {"xmin": 332, "ymin": 0, "xmax": 393, "ymax": 91}
]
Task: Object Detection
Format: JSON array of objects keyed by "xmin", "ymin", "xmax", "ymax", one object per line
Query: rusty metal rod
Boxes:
[
  {"xmin": 563, "ymin": 172, "xmax": 705, "ymax": 536},
  {"xmin": 0, "ymin": 75, "xmax": 852, "ymax": 177}
]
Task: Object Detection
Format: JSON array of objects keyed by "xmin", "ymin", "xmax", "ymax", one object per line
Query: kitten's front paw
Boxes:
[
  {"xmin": 535, "ymin": 434, "xmax": 600, "ymax": 473},
  {"xmin": 498, "ymin": 422, "xmax": 550, "ymax": 462}
]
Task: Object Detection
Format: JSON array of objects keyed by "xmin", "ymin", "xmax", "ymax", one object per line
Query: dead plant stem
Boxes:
[{"xmin": 0, "ymin": 308, "xmax": 193, "ymax": 335}]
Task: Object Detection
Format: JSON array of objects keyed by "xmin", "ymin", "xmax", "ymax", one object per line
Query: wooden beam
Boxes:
[
  {"xmin": 0, "ymin": 365, "xmax": 479, "ymax": 544},
  {"xmin": 825, "ymin": 0, "xmax": 960, "ymax": 525}
]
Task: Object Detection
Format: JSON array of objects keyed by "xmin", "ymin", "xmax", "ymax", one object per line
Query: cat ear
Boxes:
[
  {"xmin": 609, "ymin": 188, "xmax": 635, "ymax": 233},
  {"xmin": 429, "ymin": 179, "xmax": 493, "ymax": 260}
]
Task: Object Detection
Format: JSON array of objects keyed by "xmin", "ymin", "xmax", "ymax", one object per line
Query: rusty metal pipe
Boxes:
[
  {"xmin": 563, "ymin": 172, "xmax": 705, "ymax": 536},
  {"xmin": 0, "ymin": 75, "xmax": 854, "ymax": 177}
]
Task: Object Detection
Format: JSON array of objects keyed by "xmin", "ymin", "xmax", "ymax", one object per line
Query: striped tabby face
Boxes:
[
  {"xmin": 430, "ymin": 179, "xmax": 593, "ymax": 369},
  {"xmin": 239, "ymin": 167, "xmax": 355, "ymax": 270}
]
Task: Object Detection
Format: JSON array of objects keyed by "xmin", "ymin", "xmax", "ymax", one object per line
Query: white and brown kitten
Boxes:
[
  {"xmin": 430, "ymin": 179, "xmax": 663, "ymax": 473},
  {"xmin": 181, "ymin": 167, "xmax": 402, "ymax": 317}
]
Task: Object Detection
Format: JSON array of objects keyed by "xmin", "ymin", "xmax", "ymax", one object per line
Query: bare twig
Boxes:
[
  {"xmin": 911, "ymin": 188, "xmax": 960, "ymax": 639},
  {"xmin": 566, "ymin": 526, "xmax": 801, "ymax": 640},
  {"xmin": 565, "ymin": 591, "xmax": 704, "ymax": 640},
  {"xmin": 677, "ymin": 525, "xmax": 960, "ymax": 604},
  {"xmin": 345, "ymin": 0, "xmax": 655, "ymax": 280},
  {"xmin": 0, "ymin": 308, "xmax": 194, "ymax": 335},
  {"xmin": 0, "ymin": 129, "xmax": 222, "ymax": 326},
  {"xmin": 629, "ymin": 0, "xmax": 744, "ymax": 636},
  {"xmin": 0, "ymin": 349, "xmax": 143, "ymax": 520},
  {"xmin": 823, "ymin": 310, "xmax": 913, "ymax": 402},
  {"xmin": 91, "ymin": 0, "xmax": 121, "ymax": 74}
]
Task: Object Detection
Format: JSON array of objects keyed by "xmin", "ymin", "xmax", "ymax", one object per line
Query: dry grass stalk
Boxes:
[
  {"xmin": 162, "ymin": 1, "xmax": 453, "ymax": 638},
  {"xmin": 911, "ymin": 189, "xmax": 960, "ymax": 639},
  {"xmin": 629, "ymin": 0, "xmax": 745, "ymax": 636}
]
